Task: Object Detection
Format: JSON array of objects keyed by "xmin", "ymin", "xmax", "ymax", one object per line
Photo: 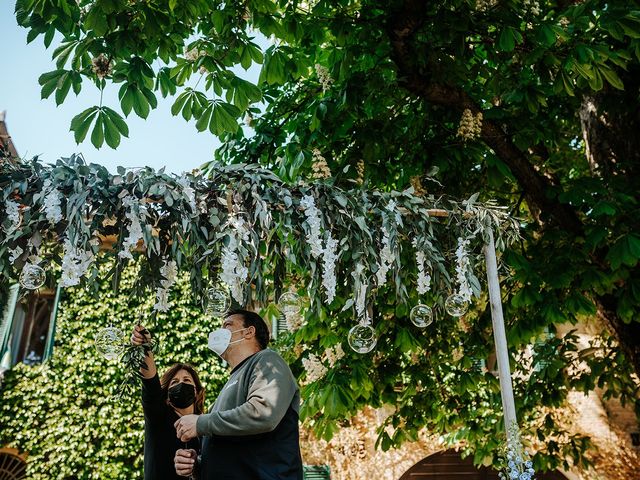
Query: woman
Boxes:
[{"xmin": 131, "ymin": 325, "xmax": 204, "ymax": 480}]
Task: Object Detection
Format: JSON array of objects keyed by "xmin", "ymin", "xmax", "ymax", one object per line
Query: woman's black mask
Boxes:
[{"xmin": 168, "ymin": 382, "xmax": 196, "ymax": 409}]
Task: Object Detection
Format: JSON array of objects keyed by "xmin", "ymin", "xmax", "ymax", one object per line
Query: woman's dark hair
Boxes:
[
  {"xmin": 226, "ymin": 309, "xmax": 270, "ymax": 349},
  {"xmin": 160, "ymin": 363, "xmax": 205, "ymax": 414}
]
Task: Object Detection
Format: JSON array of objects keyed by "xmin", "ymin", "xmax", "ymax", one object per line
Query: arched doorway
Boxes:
[
  {"xmin": 399, "ymin": 450, "xmax": 569, "ymax": 479},
  {"xmin": 0, "ymin": 448, "xmax": 27, "ymax": 480}
]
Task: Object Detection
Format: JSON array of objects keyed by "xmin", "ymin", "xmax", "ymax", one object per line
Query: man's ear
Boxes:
[{"xmin": 245, "ymin": 325, "xmax": 256, "ymax": 338}]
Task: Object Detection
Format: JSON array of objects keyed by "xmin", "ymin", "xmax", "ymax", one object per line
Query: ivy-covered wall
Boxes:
[{"xmin": 0, "ymin": 260, "xmax": 228, "ymax": 479}]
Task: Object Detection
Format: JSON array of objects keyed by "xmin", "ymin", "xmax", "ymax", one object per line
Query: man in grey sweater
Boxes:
[{"xmin": 173, "ymin": 309, "xmax": 303, "ymax": 479}]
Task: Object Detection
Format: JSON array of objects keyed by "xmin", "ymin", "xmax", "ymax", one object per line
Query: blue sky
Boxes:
[{"xmin": 0, "ymin": 3, "xmax": 261, "ymax": 174}]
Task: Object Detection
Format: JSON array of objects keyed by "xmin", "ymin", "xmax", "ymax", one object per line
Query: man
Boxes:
[{"xmin": 173, "ymin": 309, "xmax": 303, "ymax": 479}]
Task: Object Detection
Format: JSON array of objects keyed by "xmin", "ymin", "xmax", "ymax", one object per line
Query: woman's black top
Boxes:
[{"xmin": 141, "ymin": 374, "xmax": 200, "ymax": 480}]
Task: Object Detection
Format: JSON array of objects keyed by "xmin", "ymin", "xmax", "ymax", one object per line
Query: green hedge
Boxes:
[{"xmin": 0, "ymin": 260, "xmax": 228, "ymax": 479}]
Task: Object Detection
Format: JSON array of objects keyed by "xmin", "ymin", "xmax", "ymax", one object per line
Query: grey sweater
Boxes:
[{"xmin": 196, "ymin": 349, "xmax": 303, "ymax": 480}]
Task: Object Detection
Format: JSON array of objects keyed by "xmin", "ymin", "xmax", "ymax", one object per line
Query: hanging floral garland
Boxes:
[{"xmin": 0, "ymin": 156, "xmax": 519, "ymax": 340}]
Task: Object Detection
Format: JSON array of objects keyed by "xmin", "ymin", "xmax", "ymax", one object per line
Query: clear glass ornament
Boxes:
[
  {"xmin": 94, "ymin": 326, "xmax": 125, "ymax": 361},
  {"xmin": 203, "ymin": 286, "xmax": 231, "ymax": 317},
  {"xmin": 278, "ymin": 291, "xmax": 301, "ymax": 315},
  {"xmin": 445, "ymin": 293, "xmax": 469, "ymax": 317},
  {"xmin": 19, "ymin": 263, "xmax": 46, "ymax": 290},
  {"xmin": 348, "ymin": 324, "xmax": 377, "ymax": 354},
  {"xmin": 410, "ymin": 304, "xmax": 434, "ymax": 328}
]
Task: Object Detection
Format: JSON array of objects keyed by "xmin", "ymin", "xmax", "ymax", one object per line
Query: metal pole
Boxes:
[{"xmin": 483, "ymin": 228, "xmax": 518, "ymax": 435}]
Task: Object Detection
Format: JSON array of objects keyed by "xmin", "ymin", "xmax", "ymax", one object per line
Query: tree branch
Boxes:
[{"xmin": 387, "ymin": 1, "xmax": 583, "ymax": 234}]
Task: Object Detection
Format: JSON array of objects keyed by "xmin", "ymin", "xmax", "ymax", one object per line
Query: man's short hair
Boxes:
[{"xmin": 226, "ymin": 309, "xmax": 270, "ymax": 349}]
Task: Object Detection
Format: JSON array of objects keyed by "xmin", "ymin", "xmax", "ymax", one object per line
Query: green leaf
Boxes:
[
  {"xmin": 103, "ymin": 107, "xmax": 129, "ymax": 137},
  {"xmin": 587, "ymin": 67, "xmax": 604, "ymax": 91},
  {"xmin": 499, "ymin": 27, "xmax": 516, "ymax": 52},
  {"xmin": 627, "ymin": 234, "xmax": 640, "ymax": 259},
  {"xmin": 230, "ymin": 77, "xmax": 262, "ymax": 110},
  {"xmin": 247, "ymin": 42, "xmax": 264, "ymax": 63},
  {"xmin": 607, "ymin": 234, "xmax": 640, "ymax": 269},
  {"xmin": 171, "ymin": 90, "xmax": 190, "ymax": 116},
  {"xmin": 561, "ymin": 71, "xmax": 575, "ymax": 96},
  {"xmin": 195, "ymin": 104, "xmax": 213, "ymax": 132},
  {"xmin": 39, "ymin": 69, "xmax": 66, "ymax": 99},
  {"xmin": 598, "ymin": 65, "xmax": 624, "ymax": 90},
  {"xmin": 70, "ymin": 107, "xmax": 100, "ymax": 144},
  {"xmin": 119, "ymin": 84, "xmax": 134, "ymax": 117},
  {"xmin": 573, "ymin": 61, "xmax": 594, "ymax": 80},
  {"xmin": 209, "ymin": 101, "xmax": 240, "ymax": 135},
  {"xmin": 85, "ymin": 6, "xmax": 109, "ymax": 36},
  {"xmin": 43, "ymin": 26, "xmax": 55, "ymax": 48},
  {"xmin": 260, "ymin": 48, "xmax": 287, "ymax": 84},
  {"xmin": 101, "ymin": 111, "xmax": 121, "ymax": 149},
  {"xmin": 90, "ymin": 112, "xmax": 105, "ymax": 148},
  {"xmin": 52, "ymin": 40, "xmax": 77, "ymax": 69},
  {"xmin": 55, "ymin": 72, "xmax": 72, "ymax": 105},
  {"xmin": 132, "ymin": 85, "xmax": 150, "ymax": 119},
  {"xmin": 537, "ymin": 25, "xmax": 557, "ymax": 47},
  {"xmin": 141, "ymin": 86, "xmax": 158, "ymax": 109}
]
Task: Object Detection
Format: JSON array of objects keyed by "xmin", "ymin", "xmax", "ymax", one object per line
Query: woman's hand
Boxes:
[
  {"xmin": 130, "ymin": 325, "xmax": 156, "ymax": 379},
  {"xmin": 131, "ymin": 324, "xmax": 152, "ymax": 346}
]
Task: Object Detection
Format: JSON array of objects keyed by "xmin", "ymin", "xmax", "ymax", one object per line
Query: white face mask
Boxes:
[{"xmin": 208, "ymin": 327, "xmax": 248, "ymax": 357}]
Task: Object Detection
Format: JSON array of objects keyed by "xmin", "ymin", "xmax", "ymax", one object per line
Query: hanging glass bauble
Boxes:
[
  {"xmin": 203, "ymin": 286, "xmax": 231, "ymax": 317},
  {"xmin": 94, "ymin": 326, "xmax": 126, "ymax": 361},
  {"xmin": 445, "ymin": 293, "xmax": 468, "ymax": 317},
  {"xmin": 278, "ymin": 291, "xmax": 301, "ymax": 314},
  {"xmin": 19, "ymin": 263, "xmax": 46, "ymax": 290},
  {"xmin": 348, "ymin": 324, "xmax": 377, "ymax": 354},
  {"xmin": 410, "ymin": 304, "xmax": 434, "ymax": 328}
]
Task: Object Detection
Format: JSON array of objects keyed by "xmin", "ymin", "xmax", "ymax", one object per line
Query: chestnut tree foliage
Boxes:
[{"xmin": 10, "ymin": 0, "xmax": 640, "ymax": 473}]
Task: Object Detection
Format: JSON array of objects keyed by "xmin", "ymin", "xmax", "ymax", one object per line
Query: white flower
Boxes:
[
  {"xmin": 119, "ymin": 196, "xmax": 145, "ymax": 260},
  {"xmin": 321, "ymin": 232, "xmax": 338, "ymax": 305},
  {"xmin": 220, "ymin": 216, "xmax": 250, "ymax": 304},
  {"xmin": 154, "ymin": 258, "xmax": 178, "ymax": 312},
  {"xmin": 311, "ymin": 149, "xmax": 331, "ymax": 179},
  {"xmin": 455, "ymin": 236, "xmax": 473, "ymax": 302},
  {"xmin": 376, "ymin": 227, "xmax": 394, "ymax": 286},
  {"xmin": 314, "ymin": 64, "xmax": 334, "ymax": 92},
  {"xmin": 154, "ymin": 287, "xmax": 170, "ymax": 312},
  {"xmin": 184, "ymin": 47, "xmax": 206, "ymax": 62},
  {"xmin": 91, "ymin": 54, "xmax": 113, "ymax": 79},
  {"xmin": 415, "ymin": 250, "xmax": 432, "ymax": 295},
  {"xmin": 457, "ymin": 108, "xmax": 483, "ymax": 141},
  {"xmin": 300, "ymin": 195, "xmax": 324, "ymax": 258},
  {"xmin": 302, "ymin": 353, "xmax": 328, "ymax": 383},
  {"xmin": 42, "ymin": 179, "xmax": 63, "ymax": 224},
  {"xmin": 60, "ymin": 239, "xmax": 94, "ymax": 287},
  {"xmin": 523, "ymin": 0, "xmax": 540, "ymax": 16},
  {"xmin": 323, "ymin": 344, "xmax": 345, "ymax": 368},
  {"xmin": 8, "ymin": 246, "xmax": 23, "ymax": 263},
  {"xmin": 229, "ymin": 215, "xmax": 250, "ymax": 243},
  {"xmin": 221, "ymin": 243, "xmax": 248, "ymax": 304},
  {"xmin": 476, "ymin": 0, "xmax": 497, "ymax": 12},
  {"xmin": 284, "ymin": 310, "xmax": 303, "ymax": 332},
  {"xmin": 4, "ymin": 199, "xmax": 21, "ymax": 234}
]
